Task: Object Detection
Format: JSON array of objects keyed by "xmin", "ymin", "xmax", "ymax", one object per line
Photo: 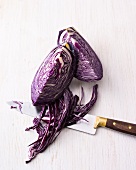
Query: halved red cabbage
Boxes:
[
  {"xmin": 57, "ymin": 27, "xmax": 103, "ymax": 82},
  {"xmin": 31, "ymin": 44, "xmax": 76, "ymax": 106},
  {"xmin": 26, "ymin": 84, "xmax": 98, "ymax": 163}
]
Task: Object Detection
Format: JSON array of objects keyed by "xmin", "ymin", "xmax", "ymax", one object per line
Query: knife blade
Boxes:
[
  {"xmin": 7, "ymin": 101, "xmax": 96, "ymax": 135},
  {"xmin": 7, "ymin": 101, "xmax": 136, "ymax": 136}
]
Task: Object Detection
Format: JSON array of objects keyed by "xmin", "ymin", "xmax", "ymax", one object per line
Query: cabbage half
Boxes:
[
  {"xmin": 31, "ymin": 44, "xmax": 76, "ymax": 106},
  {"xmin": 58, "ymin": 27, "xmax": 103, "ymax": 82}
]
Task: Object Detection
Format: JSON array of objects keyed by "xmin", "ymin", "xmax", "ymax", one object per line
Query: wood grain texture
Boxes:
[
  {"xmin": 106, "ymin": 118, "xmax": 136, "ymax": 136},
  {"xmin": 0, "ymin": 0, "xmax": 136, "ymax": 169}
]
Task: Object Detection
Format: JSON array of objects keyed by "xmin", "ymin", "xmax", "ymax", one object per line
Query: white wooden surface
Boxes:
[{"xmin": 1, "ymin": 0, "xmax": 136, "ymax": 169}]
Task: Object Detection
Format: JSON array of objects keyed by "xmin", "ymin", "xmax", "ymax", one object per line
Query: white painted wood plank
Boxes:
[{"xmin": 0, "ymin": 0, "xmax": 136, "ymax": 169}]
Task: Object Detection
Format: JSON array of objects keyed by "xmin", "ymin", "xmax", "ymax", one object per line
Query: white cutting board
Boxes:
[{"xmin": 0, "ymin": 0, "xmax": 136, "ymax": 170}]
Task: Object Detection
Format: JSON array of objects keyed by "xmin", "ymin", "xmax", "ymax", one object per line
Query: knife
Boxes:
[{"xmin": 7, "ymin": 101, "xmax": 136, "ymax": 136}]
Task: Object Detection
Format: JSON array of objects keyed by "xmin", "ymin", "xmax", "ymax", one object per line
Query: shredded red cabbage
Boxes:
[{"xmin": 25, "ymin": 84, "xmax": 98, "ymax": 163}]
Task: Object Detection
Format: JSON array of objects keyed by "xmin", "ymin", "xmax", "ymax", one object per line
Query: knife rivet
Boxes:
[
  {"xmin": 128, "ymin": 126, "xmax": 132, "ymax": 129},
  {"xmin": 113, "ymin": 122, "xmax": 116, "ymax": 126}
]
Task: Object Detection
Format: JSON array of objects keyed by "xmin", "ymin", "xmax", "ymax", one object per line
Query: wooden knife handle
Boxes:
[
  {"xmin": 94, "ymin": 117, "xmax": 136, "ymax": 136},
  {"xmin": 106, "ymin": 119, "xmax": 136, "ymax": 136}
]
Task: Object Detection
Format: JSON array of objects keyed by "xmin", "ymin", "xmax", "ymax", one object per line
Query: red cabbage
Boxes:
[
  {"xmin": 10, "ymin": 28, "xmax": 103, "ymax": 163},
  {"xmin": 57, "ymin": 27, "xmax": 103, "ymax": 82},
  {"xmin": 31, "ymin": 43, "xmax": 76, "ymax": 106}
]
